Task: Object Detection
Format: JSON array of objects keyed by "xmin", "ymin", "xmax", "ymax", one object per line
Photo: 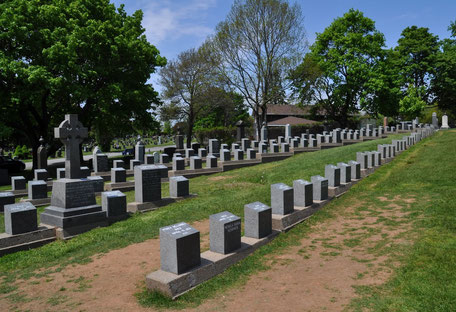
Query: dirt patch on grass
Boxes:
[
  {"xmin": 0, "ymin": 219, "xmax": 211, "ymax": 312},
  {"xmin": 208, "ymin": 175, "xmax": 233, "ymax": 181},
  {"xmin": 188, "ymin": 197, "xmax": 415, "ymax": 312}
]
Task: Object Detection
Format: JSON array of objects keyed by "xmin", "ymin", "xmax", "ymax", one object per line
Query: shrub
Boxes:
[{"xmin": 195, "ymin": 126, "xmax": 236, "ymax": 146}]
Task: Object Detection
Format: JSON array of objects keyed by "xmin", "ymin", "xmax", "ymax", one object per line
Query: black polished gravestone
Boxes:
[{"xmin": 40, "ymin": 114, "xmax": 106, "ymax": 238}]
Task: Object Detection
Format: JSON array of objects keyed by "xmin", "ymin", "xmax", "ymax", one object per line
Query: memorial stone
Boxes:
[
  {"xmin": 261, "ymin": 124, "xmax": 268, "ymax": 142},
  {"xmin": 271, "ymin": 183, "xmax": 294, "ymax": 215},
  {"xmin": 185, "ymin": 149, "xmax": 194, "ymax": 159},
  {"xmin": 93, "ymin": 154, "xmax": 109, "ymax": 172},
  {"xmin": 0, "ymin": 192, "xmax": 15, "ymax": 212},
  {"xmin": 111, "ymin": 168, "xmax": 126, "ymax": 183},
  {"xmin": 160, "ymin": 222, "xmax": 200, "ymax": 274},
  {"xmin": 285, "ymin": 124, "xmax": 292, "ymax": 140},
  {"xmin": 220, "ymin": 149, "xmax": 231, "ymax": 162},
  {"xmin": 113, "ymin": 160, "xmax": 124, "ymax": 168},
  {"xmin": 198, "ymin": 148, "xmax": 207, "ymax": 158},
  {"xmin": 325, "ymin": 164, "xmax": 341, "ymax": 187},
  {"xmin": 244, "ymin": 202, "xmax": 272, "ymax": 239},
  {"xmin": 153, "ymin": 152, "xmax": 160, "ymax": 164},
  {"xmin": 356, "ymin": 152, "xmax": 368, "ymax": 169},
  {"xmin": 208, "ymin": 139, "xmax": 220, "ymax": 156},
  {"xmin": 337, "ymin": 162, "xmax": 351, "ymax": 184},
  {"xmin": 311, "ymin": 175, "xmax": 328, "ymax": 201},
  {"xmin": 210, "ymin": 211, "xmax": 241, "ymax": 254},
  {"xmin": 4, "ymin": 202, "xmax": 37, "ymax": 235},
  {"xmin": 134, "ymin": 165, "xmax": 161, "ymax": 203},
  {"xmin": 190, "ymin": 156, "xmax": 202, "ymax": 170},
  {"xmin": 169, "ymin": 176, "xmax": 189, "ymax": 198},
  {"xmin": 173, "ymin": 157, "xmax": 185, "ymax": 171},
  {"xmin": 34, "ymin": 169, "xmax": 48, "ymax": 181},
  {"xmin": 348, "ymin": 160, "xmax": 361, "ymax": 180},
  {"xmin": 432, "ymin": 112, "xmax": 438, "ymax": 128},
  {"xmin": 80, "ymin": 166, "xmax": 90, "ymax": 178},
  {"xmin": 130, "ymin": 159, "xmax": 141, "ymax": 170},
  {"xmin": 236, "ymin": 120, "xmax": 245, "ymax": 142},
  {"xmin": 37, "ymin": 137, "xmax": 47, "ymax": 169},
  {"xmin": 160, "ymin": 154, "xmax": 169, "ymax": 164},
  {"xmin": 293, "ymin": 180, "xmax": 313, "ymax": 207},
  {"xmin": 246, "ymin": 148, "xmax": 256, "ymax": 160},
  {"xmin": 234, "ymin": 149, "xmax": 244, "ymax": 161},
  {"xmin": 241, "ymin": 138, "xmax": 250, "ymax": 151},
  {"xmin": 206, "ymin": 155, "xmax": 218, "ymax": 168},
  {"xmin": 441, "ymin": 114, "xmax": 449, "ymax": 129},
  {"xmin": 102, "ymin": 191, "xmax": 127, "ymax": 218},
  {"xmin": 11, "ymin": 176, "xmax": 26, "ymax": 191},
  {"xmin": 28, "ymin": 180, "xmax": 47, "ymax": 199},
  {"xmin": 281, "ymin": 143, "xmax": 289, "ymax": 153},
  {"xmin": 57, "ymin": 168, "xmax": 66, "ymax": 179}
]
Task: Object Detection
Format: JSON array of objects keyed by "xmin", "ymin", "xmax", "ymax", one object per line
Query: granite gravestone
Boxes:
[
  {"xmin": 206, "ymin": 155, "xmax": 218, "ymax": 168},
  {"xmin": 93, "ymin": 154, "xmax": 109, "ymax": 172},
  {"xmin": 348, "ymin": 160, "xmax": 361, "ymax": 180},
  {"xmin": 28, "ymin": 180, "xmax": 47, "ymax": 199},
  {"xmin": 113, "ymin": 160, "xmax": 124, "ymax": 169},
  {"xmin": 325, "ymin": 165, "xmax": 341, "ymax": 187},
  {"xmin": 210, "ymin": 211, "xmax": 241, "ymax": 254},
  {"xmin": 311, "ymin": 175, "xmax": 328, "ymax": 201},
  {"xmin": 244, "ymin": 202, "xmax": 272, "ymax": 239},
  {"xmin": 160, "ymin": 222, "xmax": 201, "ymax": 274},
  {"xmin": 134, "ymin": 165, "xmax": 161, "ymax": 203},
  {"xmin": 337, "ymin": 162, "xmax": 351, "ymax": 184},
  {"xmin": 40, "ymin": 115, "xmax": 106, "ymax": 236},
  {"xmin": 173, "ymin": 157, "xmax": 185, "ymax": 171},
  {"xmin": 198, "ymin": 148, "xmax": 207, "ymax": 158},
  {"xmin": 190, "ymin": 156, "xmax": 202, "ymax": 170},
  {"xmin": 56, "ymin": 168, "xmax": 66, "ymax": 179},
  {"xmin": 111, "ymin": 168, "xmax": 126, "ymax": 183},
  {"xmin": 271, "ymin": 183, "xmax": 293, "ymax": 215},
  {"xmin": 11, "ymin": 176, "xmax": 26, "ymax": 191},
  {"xmin": 246, "ymin": 148, "xmax": 256, "ymax": 160},
  {"xmin": 34, "ymin": 169, "xmax": 48, "ymax": 181},
  {"xmin": 0, "ymin": 192, "xmax": 15, "ymax": 212},
  {"xmin": 169, "ymin": 176, "xmax": 189, "ymax": 198},
  {"xmin": 432, "ymin": 112, "xmax": 438, "ymax": 128},
  {"xmin": 4, "ymin": 202, "xmax": 38, "ymax": 235},
  {"xmin": 101, "ymin": 191, "xmax": 127, "ymax": 218},
  {"xmin": 234, "ymin": 149, "xmax": 244, "ymax": 161},
  {"xmin": 293, "ymin": 179, "xmax": 313, "ymax": 207},
  {"xmin": 236, "ymin": 120, "xmax": 246, "ymax": 142},
  {"xmin": 441, "ymin": 115, "xmax": 449, "ymax": 129}
]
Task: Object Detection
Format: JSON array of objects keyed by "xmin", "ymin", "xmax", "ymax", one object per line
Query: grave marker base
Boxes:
[
  {"xmin": 20, "ymin": 197, "xmax": 51, "ymax": 207},
  {"xmin": 0, "ymin": 225, "xmax": 56, "ymax": 256},
  {"xmin": 272, "ymin": 202, "xmax": 326, "ymax": 232},
  {"xmin": 145, "ymin": 233, "xmax": 279, "ymax": 299}
]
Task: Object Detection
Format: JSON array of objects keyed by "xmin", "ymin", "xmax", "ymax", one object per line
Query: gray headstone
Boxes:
[
  {"xmin": 169, "ymin": 176, "xmax": 189, "ymax": 198},
  {"xmin": 432, "ymin": 112, "xmax": 438, "ymax": 128},
  {"xmin": 261, "ymin": 125, "xmax": 268, "ymax": 142},
  {"xmin": 153, "ymin": 152, "xmax": 160, "ymax": 164},
  {"xmin": 57, "ymin": 168, "xmax": 66, "ymax": 179},
  {"xmin": 206, "ymin": 155, "xmax": 218, "ymax": 168},
  {"xmin": 34, "ymin": 169, "xmax": 48, "ymax": 181},
  {"xmin": 11, "ymin": 176, "xmax": 26, "ymax": 191},
  {"xmin": 113, "ymin": 160, "xmax": 124, "ymax": 169},
  {"xmin": 244, "ymin": 202, "xmax": 272, "ymax": 239},
  {"xmin": 55, "ymin": 114, "xmax": 88, "ymax": 179},
  {"xmin": 160, "ymin": 222, "xmax": 201, "ymax": 274},
  {"xmin": 173, "ymin": 157, "xmax": 185, "ymax": 171},
  {"xmin": 271, "ymin": 183, "xmax": 293, "ymax": 215},
  {"xmin": 220, "ymin": 149, "xmax": 231, "ymax": 162},
  {"xmin": 198, "ymin": 148, "xmax": 207, "ymax": 158},
  {"xmin": 281, "ymin": 143, "xmax": 289, "ymax": 153},
  {"xmin": 93, "ymin": 154, "xmax": 109, "ymax": 172},
  {"xmin": 311, "ymin": 175, "xmax": 328, "ymax": 201},
  {"xmin": 241, "ymin": 138, "xmax": 250, "ymax": 151},
  {"xmin": 4, "ymin": 202, "xmax": 37, "ymax": 235},
  {"xmin": 348, "ymin": 161, "xmax": 361, "ymax": 180},
  {"xmin": 190, "ymin": 156, "xmax": 202, "ymax": 170},
  {"xmin": 293, "ymin": 179, "xmax": 313, "ymax": 207},
  {"xmin": 0, "ymin": 192, "xmax": 15, "ymax": 212},
  {"xmin": 111, "ymin": 168, "xmax": 126, "ymax": 183},
  {"xmin": 337, "ymin": 162, "xmax": 351, "ymax": 184},
  {"xmin": 37, "ymin": 137, "xmax": 47, "ymax": 169},
  {"xmin": 175, "ymin": 135, "xmax": 184, "ymax": 150},
  {"xmin": 102, "ymin": 191, "xmax": 127, "ymax": 218},
  {"xmin": 246, "ymin": 148, "xmax": 256, "ymax": 160},
  {"xmin": 325, "ymin": 164, "xmax": 340, "ymax": 187},
  {"xmin": 185, "ymin": 149, "xmax": 194, "ymax": 159},
  {"xmin": 28, "ymin": 180, "xmax": 47, "ymax": 199},
  {"xmin": 80, "ymin": 166, "xmax": 90, "ymax": 178},
  {"xmin": 87, "ymin": 176, "xmax": 104, "ymax": 193},
  {"xmin": 356, "ymin": 152, "xmax": 368, "ymax": 170},
  {"xmin": 145, "ymin": 154, "xmax": 155, "ymax": 164},
  {"xmin": 285, "ymin": 124, "xmax": 292, "ymax": 140},
  {"xmin": 134, "ymin": 165, "xmax": 161, "ymax": 203},
  {"xmin": 210, "ymin": 211, "xmax": 241, "ymax": 254},
  {"xmin": 234, "ymin": 149, "xmax": 244, "ymax": 161},
  {"xmin": 160, "ymin": 153, "xmax": 169, "ymax": 164}
]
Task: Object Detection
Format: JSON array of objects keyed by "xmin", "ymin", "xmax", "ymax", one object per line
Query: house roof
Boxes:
[
  {"xmin": 266, "ymin": 104, "xmax": 310, "ymax": 116},
  {"xmin": 268, "ymin": 116, "xmax": 319, "ymax": 126}
]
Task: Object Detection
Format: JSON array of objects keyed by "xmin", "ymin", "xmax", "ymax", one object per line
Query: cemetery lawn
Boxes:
[{"xmin": 1, "ymin": 131, "xmax": 455, "ymax": 311}]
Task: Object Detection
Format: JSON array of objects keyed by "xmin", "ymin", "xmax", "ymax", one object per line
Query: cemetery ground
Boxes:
[{"xmin": 0, "ymin": 131, "xmax": 455, "ymax": 311}]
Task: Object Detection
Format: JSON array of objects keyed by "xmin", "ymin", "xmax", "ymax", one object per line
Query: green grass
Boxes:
[{"xmin": 0, "ymin": 133, "xmax": 417, "ymax": 304}]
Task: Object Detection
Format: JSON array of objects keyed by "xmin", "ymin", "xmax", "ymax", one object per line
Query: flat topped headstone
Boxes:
[
  {"xmin": 50, "ymin": 178, "xmax": 96, "ymax": 208},
  {"xmin": 325, "ymin": 164, "xmax": 340, "ymax": 187},
  {"xmin": 337, "ymin": 162, "xmax": 351, "ymax": 184},
  {"xmin": 4, "ymin": 202, "xmax": 38, "ymax": 235},
  {"xmin": 271, "ymin": 183, "xmax": 294, "ymax": 215},
  {"xmin": 11, "ymin": 176, "xmax": 26, "ymax": 191},
  {"xmin": 55, "ymin": 114, "xmax": 88, "ymax": 179},
  {"xmin": 244, "ymin": 202, "xmax": 272, "ymax": 239},
  {"xmin": 210, "ymin": 211, "xmax": 241, "ymax": 254},
  {"xmin": 311, "ymin": 175, "xmax": 328, "ymax": 201},
  {"xmin": 160, "ymin": 222, "xmax": 201, "ymax": 275},
  {"xmin": 134, "ymin": 165, "xmax": 161, "ymax": 203},
  {"xmin": 28, "ymin": 180, "xmax": 48, "ymax": 199},
  {"xmin": 169, "ymin": 176, "xmax": 189, "ymax": 198},
  {"xmin": 101, "ymin": 191, "xmax": 127, "ymax": 218},
  {"xmin": 34, "ymin": 169, "xmax": 48, "ymax": 181},
  {"xmin": 0, "ymin": 191, "xmax": 15, "ymax": 212},
  {"xmin": 293, "ymin": 179, "xmax": 313, "ymax": 207}
]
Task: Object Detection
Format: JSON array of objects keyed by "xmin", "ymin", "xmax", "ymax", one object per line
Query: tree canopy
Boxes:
[{"xmin": 0, "ymin": 0, "xmax": 165, "ymax": 162}]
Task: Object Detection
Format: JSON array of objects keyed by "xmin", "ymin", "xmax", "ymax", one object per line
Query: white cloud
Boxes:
[{"xmin": 141, "ymin": 0, "xmax": 216, "ymax": 44}]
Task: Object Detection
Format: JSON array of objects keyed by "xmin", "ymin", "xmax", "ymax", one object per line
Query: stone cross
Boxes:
[{"xmin": 54, "ymin": 114, "xmax": 88, "ymax": 179}]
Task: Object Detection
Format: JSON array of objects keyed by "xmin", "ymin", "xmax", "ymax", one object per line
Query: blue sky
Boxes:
[{"xmin": 110, "ymin": 0, "xmax": 456, "ymax": 87}]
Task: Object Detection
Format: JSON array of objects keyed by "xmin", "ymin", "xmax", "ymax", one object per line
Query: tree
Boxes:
[
  {"xmin": 210, "ymin": 0, "xmax": 306, "ymax": 139},
  {"xmin": 291, "ymin": 9, "xmax": 385, "ymax": 126},
  {"xmin": 433, "ymin": 21, "xmax": 456, "ymax": 117},
  {"xmin": 399, "ymin": 85, "xmax": 427, "ymax": 119},
  {"xmin": 159, "ymin": 47, "xmax": 217, "ymax": 147},
  {"xmin": 0, "ymin": 0, "xmax": 165, "ymax": 167},
  {"xmin": 395, "ymin": 26, "xmax": 439, "ymax": 104}
]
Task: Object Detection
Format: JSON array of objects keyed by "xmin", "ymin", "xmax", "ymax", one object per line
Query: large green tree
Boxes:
[
  {"xmin": 433, "ymin": 21, "xmax": 456, "ymax": 117},
  {"xmin": 210, "ymin": 0, "xmax": 306, "ymax": 139},
  {"xmin": 395, "ymin": 26, "xmax": 439, "ymax": 104},
  {"xmin": 159, "ymin": 47, "xmax": 218, "ymax": 147},
  {"xmin": 0, "ymin": 0, "xmax": 165, "ymax": 165},
  {"xmin": 291, "ymin": 9, "xmax": 386, "ymax": 126}
]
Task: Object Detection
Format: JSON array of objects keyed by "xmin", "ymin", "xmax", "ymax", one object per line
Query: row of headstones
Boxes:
[
  {"xmin": 157, "ymin": 125, "xmax": 436, "ymax": 275},
  {"xmin": 0, "ymin": 171, "xmax": 191, "ymax": 235}
]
